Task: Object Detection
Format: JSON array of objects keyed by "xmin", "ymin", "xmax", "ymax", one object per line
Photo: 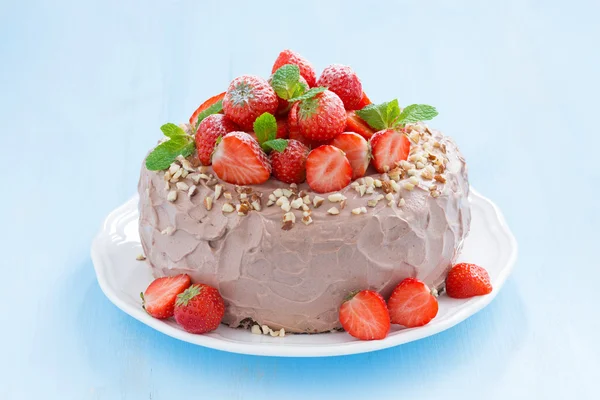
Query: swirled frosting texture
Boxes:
[{"xmin": 138, "ymin": 128, "xmax": 470, "ymax": 333}]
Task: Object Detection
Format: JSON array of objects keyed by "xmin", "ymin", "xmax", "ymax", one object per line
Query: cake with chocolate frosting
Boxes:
[{"xmin": 138, "ymin": 50, "xmax": 470, "ymax": 334}]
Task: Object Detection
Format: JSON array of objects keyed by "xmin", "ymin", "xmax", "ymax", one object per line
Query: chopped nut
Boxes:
[
  {"xmin": 237, "ymin": 203, "xmax": 250, "ymax": 216},
  {"xmin": 180, "ymin": 158, "xmax": 195, "ymax": 172},
  {"xmin": 290, "ymin": 182, "xmax": 298, "ymax": 189},
  {"xmin": 276, "ymin": 196, "xmax": 289, "ymax": 207},
  {"xmin": 136, "ymin": 254, "xmax": 146, "ymax": 261},
  {"xmin": 235, "ymin": 186, "xmax": 253, "ymax": 194},
  {"xmin": 279, "ymin": 328, "xmax": 286, "ymax": 337},
  {"xmin": 302, "ymin": 210, "xmax": 311, "ymax": 217},
  {"xmin": 269, "ymin": 193, "xmax": 277, "ymax": 202},
  {"xmin": 266, "ymin": 199, "xmax": 275, "ymax": 207},
  {"xmin": 409, "ymin": 132, "xmax": 420, "ymax": 143},
  {"xmin": 390, "ymin": 180, "xmax": 400, "ymax": 193},
  {"xmin": 375, "ymin": 194, "xmax": 385, "ymax": 201},
  {"xmin": 214, "ymin": 184, "xmax": 223, "ymax": 200},
  {"xmin": 204, "ymin": 196, "xmax": 213, "ymax": 210},
  {"xmin": 365, "ymin": 186, "xmax": 375, "ymax": 194},
  {"xmin": 429, "ymin": 184, "xmax": 438, "ymax": 192},
  {"xmin": 198, "ymin": 173, "xmax": 210, "ymax": 180},
  {"xmin": 176, "ymin": 182, "xmax": 189, "ymax": 191},
  {"xmin": 273, "ymin": 188, "xmax": 284, "ymax": 198},
  {"xmin": 222, "ymin": 203, "xmax": 234, "ymax": 213},
  {"xmin": 328, "ymin": 193, "xmax": 346, "ymax": 203},
  {"xmin": 180, "ymin": 169, "xmax": 189, "ymax": 178},
  {"xmin": 188, "ymin": 185, "xmax": 197, "ymax": 197},
  {"xmin": 164, "ymin": 181, "xmax": 170, "ymax": 191},
  {"xmin": 409, "ymin": 176, "xmax": 419, "ymax": 185},
  {"xmin": 381, "ymin": 181, "xmax": 393, "ymax": 194},
  {"xmin": 327, "ymin": 207, "xmax": 340, "ymax": 215},
  {"xmin": 359, "ymin": 185, "xmax": 367, "ymax": 196},
  {"xmin": 302, "ymin": 215, "xmax": 313, "ymax": 225},
  {"xmin": 169, "ymin": 163, "xmax": 181, "ymax": 175},
  {"xmin": 251, "ymin": 200, "xmax": 261, "ymax": 211},
  {"xmin": 167, "ymin": 190, "xmax": 178, "ymax": 202},
  {"xmin": 282, "ymin": 189, "xmax": 293, "ymax": 198},
  {"xmin": 239, "ymin": 193, "xmax": 247, "ymax": 200},
  {"xmin": 385, "ymin": 193, "xmax": 394, "ymax": 202},
  {"xmin": 340, "ymin": 199, "xmax": 347, "ymax": 209},
  {"xmin": 350, "ymin": 181, "xmax": 360, "ymax": 189},
  {"xmin": 281, "ymin": 202, "xmax": 292, "ymax": 212},
  {"xmin": 189, "ymin": 174, "xmax": 201, "ymax": 184},
  {"xmin": 388, "ymin": 200, "xmax": 394, "ymax": 207},
  {"xmin": 402, "ymin": 182, "xmax": 415, "ymax": 191},
  {"xmin": 399, "ymin": 160, "xmax": 414, "ymax": 170},
  {"xmin": 261, "ymin": 325, "xmax": 270, "ymax": 335},
  {"xmin": 351, "ymin": 207, "xmax": 362, "ymax": 215},
  {"xmin": 198, "ymin": 166, "xmax": 209, "ymax": 173},
  {"xmin": 421, "ymin": 169, "xmax": 434, "ymax": 180},
  {"xmin": 431, "ymin": 190, "xmax": 440, "ymax": 198},
  {"xmin": 313, "ymin": 196, "xmax": 325, "ymax": 208},
  {"xmin": 367, "ymin": 199, "xmax": 379, "ymax": 207},
  {"xmin": 398, "ymin": 198, "xmax": 406, "ymax": 206},
  {"xmin": 365, "ymin": 176, "xmax": 375, "ymax": 187},
  {"xmin": 360, "ymin": 206, "xmax": 367, "ymax": 214},
  {"xmin": 282, "ymin": 212, "xmax": 295, "ymax": 230},
  {"xmin": 434, "ymin": 175, "xmax": 447, "ymax": 184},
  {"xmin": 206, "ymin": 178, "xmax": 218, "ymax": 187},
  {"xmin": 251, "ymin": 325, "xmax": 262, "ymax": 335},
  {"xmin": 302, "ymin": 195, "xmax": 311, "ymax": 204},
  {"xmin": 357, "ymin": 178, "xmax": 365, "ymax": 185},
  {"xmin": 269, "ymin": 329, "xmax": 280, "ymax": 337},
  {"xmin": 223, "ymin": 192, "xmax": 233, "ymax": 200},
  {"xmin": 290, "ymin": 197, "xmax": 304, "ymax": 209},
  {"xmin": 374, "ymin": 179, "xmax": 383, "ymax": 188},
  {"xmin": 301, "ymin": 204, "xmax": 310, "ymax": 211},
  {"xmin": 407, "ymin": 169, "xmax": 419, "ymax": 176},
  {"xmin": 388, "ymin": 168, "xmax": 402, "ymax": 182},
  {"xmin": 416, "ymin": 161, "xmax": 425, "ymax": 169},
  {"xmin": 428, "ymin": 154, "xmax": 437, "ymax": 161},
  {"xmin": 163, "ymin": 170, "xmax": 172, "ymax": 181},
  {"xmin": 170, "ymin": 168, "xmax": 183, "ymax": 182},
  {"xmin": 161, "ymin": 226, "xmax": 175, "ymax": 235}
]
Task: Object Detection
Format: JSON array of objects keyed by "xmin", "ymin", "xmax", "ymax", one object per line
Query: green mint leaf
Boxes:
[
  {"xmin": 253, "ymin": 112, "xmax": 278, "ymax": 145},
  {"xmin": 160, "ymin": 123, "xmax": 187, "ymax": 138},
  {"xmin": 291, "ymin": 80, "xmax": 309, "ymax": 98},
  {"xmin": 287, "ymin": 86, "xmax": 327, "ymax": 103},
  {"xmin": 396, "ymin": 104, "xmax": 438, "ymax": 126},
  {"xmin": 355, "ymin": 99, "xmax": 401, "ymax": 131},
  {"xmin": 193, "ymin": 99, "xmax": 223, "ymax": 132},
  {"xmin": 262, "ymin": 139, "xmax": 288, "ymax": 153},
  {"xmin": 271, "ymin": 64, "xmax": 301, "ymax": 100},
  {"xmin": 145, "ymin": 136, "xmax": 194, "ymax": 171}
]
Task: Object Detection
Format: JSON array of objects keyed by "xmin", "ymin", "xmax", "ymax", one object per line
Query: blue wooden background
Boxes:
[{"xmin": 1, "ymin": 0, "xmax": 598, "ymax": 398}]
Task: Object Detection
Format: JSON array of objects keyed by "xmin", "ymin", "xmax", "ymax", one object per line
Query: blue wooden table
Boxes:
[{"xmin": 2, "ymin": 0, "xmax": 598, "ymax": 398}]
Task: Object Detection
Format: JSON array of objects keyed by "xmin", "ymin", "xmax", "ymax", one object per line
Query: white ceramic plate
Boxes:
[{"xmin": 91, "ymin": 188, "xmax": 517, "ymax": 357}]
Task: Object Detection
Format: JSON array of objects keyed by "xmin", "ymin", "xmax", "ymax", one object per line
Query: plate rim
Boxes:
[{"xmin": 91, "ymin": 187, "xmax": 518, "ymax": 357}]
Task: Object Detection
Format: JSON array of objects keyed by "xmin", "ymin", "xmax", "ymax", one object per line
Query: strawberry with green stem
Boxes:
[
  {"xmin": 356, "ymin": 100, "xmax": 438, "ymax": 173},
  {"xmin": 174, "ymin": 283, "xmax": 225, "ymax": 334},
  {"xmin": 223, "ymin": 75, "xmax": 278, "ymax": 131}
]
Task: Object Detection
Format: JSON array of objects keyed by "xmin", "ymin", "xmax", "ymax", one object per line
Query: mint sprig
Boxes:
[
  {"xmin": 356, "ymin": 100, "xmax": 438, "ymax": 131},
  {"xmin": 145, "ymin": 123, "xmax": 195, "ymax": 171},
  {"xmin": 193, "ymin": 99, "xmax": 223, "ymax": 133},
  {"xmin": 271, "ymin": 65, "xmax": 308, "ymax": 100},
  {"xmin": 253, "ymin": 112, "xmax": 288, "ymax": 153},
  {"xmin": 287, "ymin": 86, "xmax": 327, "ymax": 103}
]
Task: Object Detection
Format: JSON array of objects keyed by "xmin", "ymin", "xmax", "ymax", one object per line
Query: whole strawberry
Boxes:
[
  {"xmin": 270, "ymin": 139, "xmax": 309, "ymax": 184},
  {"xmin": 446, "ymin": 263, "xmax": 493, "ymax": 299},
  {"xmin": 174, "ymin": 283, "xmax": 225, "ymax": 334},
  {"xmin": 297, "ymin": 90, "xmax": 346, "ymax": 141},
  {"xmin": 212, "ymin": 131, "xmax": 272, "ymax": 185},
  {"xmin": 317, "ymin": 64, "xmax": 362, "ymax": 110},
  {"xmin": 271, "ymin": 49, "xmax": 317, "ymax": 88},
  {"xmin": 223, "ymin": 75, "xmax": 278, "ymax": 131},
  {"xmin": 195, "ymin": 114, "xmax": 239, "ymax": 165}
]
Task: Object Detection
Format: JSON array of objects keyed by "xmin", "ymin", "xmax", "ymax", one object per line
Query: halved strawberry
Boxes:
[
  {"xmin": 195, "ymin": 114, "xmax": 239, "ymax": 165},
  {"xmin": 305, "ymin": 145, "xmax": 352, "ymax": 193},
  {"xmin": 189, "ymin": 92, "xmax": 225, "ymax": 127},
  {"xmin": 445, "ymin": 263, "xmax": 493, "ymax": 299},
  {"xmin": 339, "ymin": 290, "xmax": 390, "ymax": 340},
  {"xmin": 141, "ymin": 274, "xmax": 192, "ymax": 319},
  {"xmin": 356, "ymin": 91, "xmax": 372, "ymax": 110},
  {"xmin": 212, "ymin": 132, "xmax": 271, "ymax": 185},
  {"xmin": 330, "ymin": 132, "xmax": 370, "ymax": 179},
  {"xmin": 387, "ymin": 278, "xmax": 438, "ymax": 328},
  {"xmin": 370, "ymin": 129, "xmax": 411, "ymax": 173},
  {"xmin": 345, "ymin": 111, "xmax": 375, "ymax": 140}
]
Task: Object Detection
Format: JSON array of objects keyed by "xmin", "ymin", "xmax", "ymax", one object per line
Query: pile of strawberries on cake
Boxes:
[{"xmin": 188, "ymin": 49, "xmax": 416, "ymax": 193}]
